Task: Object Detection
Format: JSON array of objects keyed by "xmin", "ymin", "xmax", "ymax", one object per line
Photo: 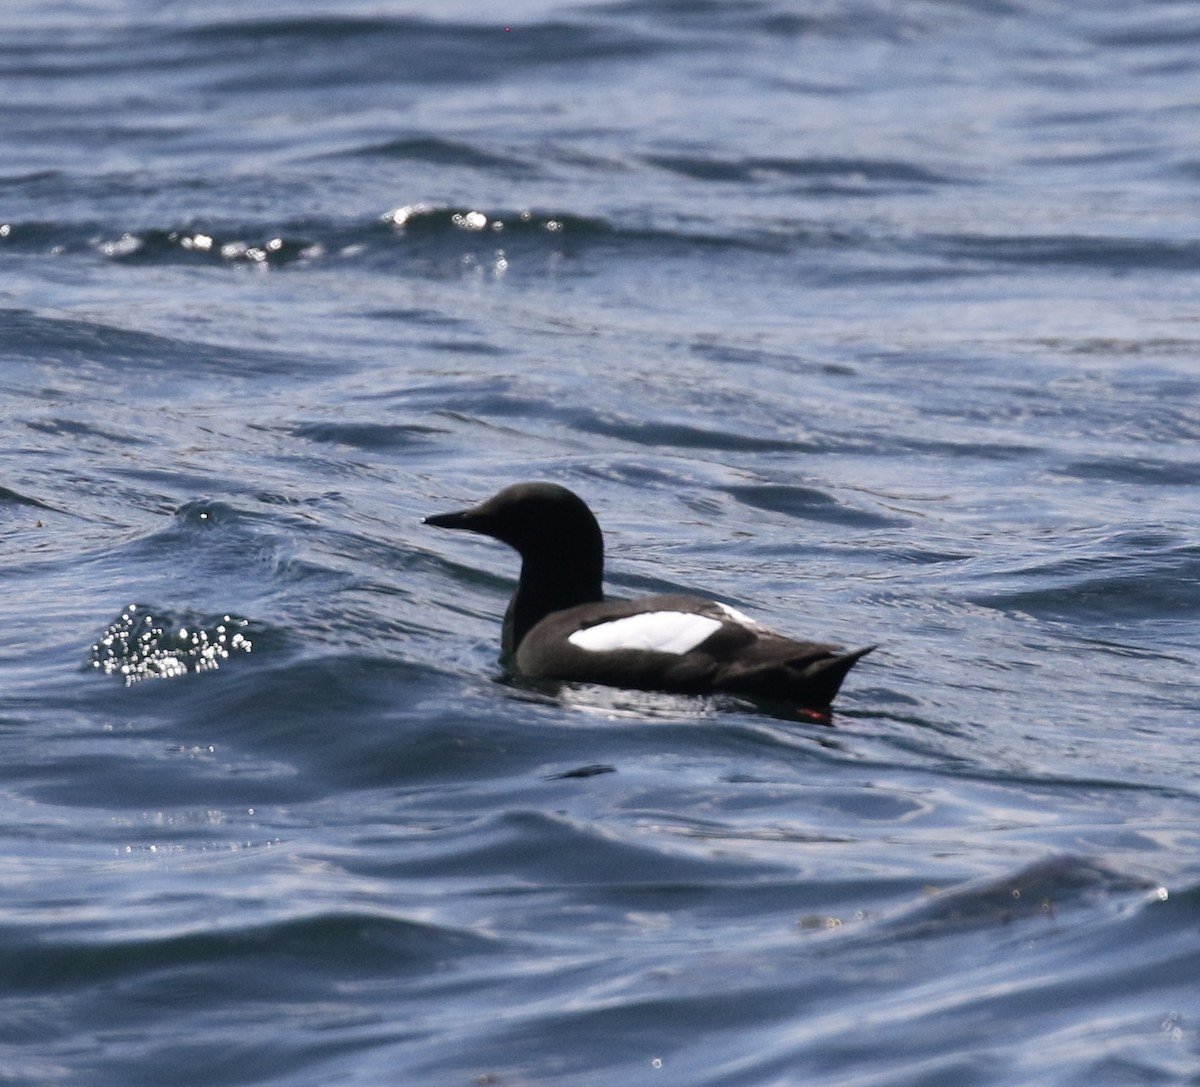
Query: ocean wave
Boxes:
[
  {"xmin": 643, "ymin": 152, "xmax": 958, "ymax": 192},
  {"xmin": 968, "ymin": 530, "xmax": 1200, "ymax": 623},
  {"xmin": 0, "ymin": 908, "xmax": 497, "ymax": 994},
  {"xmin": 9, "ymin": 198, "xmax": 1197, "ymax": 286}
]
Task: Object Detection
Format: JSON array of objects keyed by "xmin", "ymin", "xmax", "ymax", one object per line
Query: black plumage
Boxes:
[{"xmin": 425, "ymin": 481, "xmax": 872, "ymax": 709}]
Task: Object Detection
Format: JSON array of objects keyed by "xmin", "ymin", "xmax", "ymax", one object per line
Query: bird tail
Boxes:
[
  {"xmin": 717, "ymin": 644, "xmax": 875, "ymax": 708},
  {"xmin": 797, "ymin": 645, "xmax": 875, "ymax": 706}
]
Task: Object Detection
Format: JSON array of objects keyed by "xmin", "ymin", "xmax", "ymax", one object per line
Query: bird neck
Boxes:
[{"xmin": 502, "ymin": 552, "xmax": 603, "ymax": 655}]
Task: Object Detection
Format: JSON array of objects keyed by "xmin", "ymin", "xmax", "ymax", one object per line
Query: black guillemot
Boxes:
[{"xmin": 424, "ymin": 481, "xmax": 873, "ymax": 709}]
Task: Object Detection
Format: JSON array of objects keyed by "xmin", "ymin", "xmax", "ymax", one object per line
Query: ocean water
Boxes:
[{"xmin": 3, "ymin": 1, "xmax": 1200, "ymax": 1084}]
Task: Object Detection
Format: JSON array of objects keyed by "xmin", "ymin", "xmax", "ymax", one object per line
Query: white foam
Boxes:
[{"xmin": 568, "ymin": 611, "xmax": 722, "ymax": 655}]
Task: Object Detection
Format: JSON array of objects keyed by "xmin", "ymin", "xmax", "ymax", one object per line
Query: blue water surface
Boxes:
[{"xmin": 3, "ymin": 2, "xmax": 1200, "ymax": 1084}]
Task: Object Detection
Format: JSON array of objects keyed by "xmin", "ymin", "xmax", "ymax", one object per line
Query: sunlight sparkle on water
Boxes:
[{"xmin": 90, "ymin": 604, "xmax": 253, "ymax": 685}]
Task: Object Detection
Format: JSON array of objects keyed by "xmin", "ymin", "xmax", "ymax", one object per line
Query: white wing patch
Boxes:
[{"xmin": 568, "ymin": 611, "xmax": 723, "ymax": 656}]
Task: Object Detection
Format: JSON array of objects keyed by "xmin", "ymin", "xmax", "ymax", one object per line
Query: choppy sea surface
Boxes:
[{"xmin": 4, "ymin": 2, "xmax": 1200, "ymax": 1084}]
